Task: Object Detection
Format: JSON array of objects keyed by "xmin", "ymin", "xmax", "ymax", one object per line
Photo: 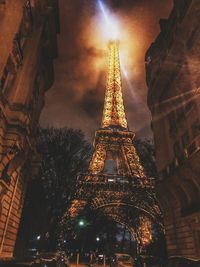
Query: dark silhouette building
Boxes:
[
  {"xmin": 146, "ymin": 0, "xmax": 200, "ymax": 260},
  {"xmin": 0, "ymin": 0, "xmax": 59, "ymax": 259}
]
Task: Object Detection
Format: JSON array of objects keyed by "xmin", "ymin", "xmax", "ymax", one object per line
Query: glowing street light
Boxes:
[
  {"xmin": 36, "ymin": 235, "xmax": 41, "ymax": 240},
  {"xmin": 96, "ymin": 237, "xmax": 100, "ymax": 242},
  {"xmin": 78, "ymin": 219, "xmax": 85, "ymax": 227}
]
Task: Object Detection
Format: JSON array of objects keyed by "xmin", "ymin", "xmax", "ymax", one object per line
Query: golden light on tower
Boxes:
[
  {"xmin": 87, "ymin": 38, "xmax": 146, "ymax": 177},
  {"xmin": 139, "ymin": 217, "xmax": 153, "ymax": 247},
  {"xmin": 101, "ymin": 41, "xmax": 128, "ymax": 129},
  {"xmin": 68, "ymin": 200, "xmax": 86, "ymax": 218},
  {"xmin": 97, "ymin": 1, "xmax": 130, "ymax": 129}
]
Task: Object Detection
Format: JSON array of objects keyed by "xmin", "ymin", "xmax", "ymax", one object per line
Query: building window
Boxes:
[
  {"xmin": 33, "ymin": 73, "xmax": 40, "ymax": 98},
  {"xmin": 187, "ymin": 141, "xmax": 197, "ymax": 156},
  {"xmin": 12, "ymin": 35, "xmax": 23, "ymax": 66},
  {"xmin": 176, "ymin": 107, "xmax": 185, "ymax": 122},
  {"xmin": 179, "ymin": 0, "xmax": 191, "ymax": 22},
  {"xmin": 168, "ymin": 112, "xmax": 177, "ymax": 137},
  {"xmin": 181, "ymin": 131, "xmax": 190, "ymax": 147},
  {"xmin": 2, "ymin": 162, "xmax": 10, "ymax": 183},
  {"xmin": 169, "ymin": 161, "xmax": 176, "ymax": 174},
  {"xmin": 24, "ymin": 0, "xmax": 33, "ymax": 25},
  {"xmin": 196, "ymin": 77, "xmax": 200, "ymax": 88},
  {"xmin": 187, "ymin": 25, "xmax": 198, "ymax": 51},
  {"xmin": 19, "ymin": 0, "xmax": 33, "ymax": 38},
  {"xmin": 185, "ymin": 101, "xmax": 195, "ymax": 114},
  {"xmin": 173, "ymin": 141, "xmax": 181, "ymax": 156},
  {"xmin": 168, "ymin": 112, "xmax": 176, "ymax": 127},
  {"xmin": 192, "ymin": 120, "xmax": 200, "ymax": 138},
  {"xmin": 0, "ymin": 67, "xmax": 8, "ymax": 90},
  {"xmin": 195, "ymin": 230, "xmax": 200, "ymax": 254}
]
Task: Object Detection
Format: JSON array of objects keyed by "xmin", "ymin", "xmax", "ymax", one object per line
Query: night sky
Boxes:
[{"xmin": 40, "ymin": 0, "xmax": 173, "ymax": 140}]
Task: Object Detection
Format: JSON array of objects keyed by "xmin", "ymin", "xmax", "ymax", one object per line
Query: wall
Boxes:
[
  {"xmin": 0, "ymin": 0, "xmax": 59, "ymax": 259},
  {"xmin": 146, "ymin": 0, "xmax": 200, "ymax": 260}
]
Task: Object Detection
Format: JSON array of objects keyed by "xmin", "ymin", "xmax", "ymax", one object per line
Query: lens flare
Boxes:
[{"xmin": 151, "ymin": 88, "xmax": 200, "ymax": 123}]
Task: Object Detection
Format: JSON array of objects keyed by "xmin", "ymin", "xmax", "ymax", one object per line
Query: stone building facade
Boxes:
[
  {"xmin": 146, "ymin": 0, "xmax": 200, "ymax": 260},
  {"xmin": 0, "ymin": 0, "xmax": 59, "ymax": 259}
]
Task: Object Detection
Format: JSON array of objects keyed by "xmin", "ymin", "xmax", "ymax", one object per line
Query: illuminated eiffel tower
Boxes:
[{"xmin": 61, "ymin": 41, "xmax": 161, "ymax": 247}]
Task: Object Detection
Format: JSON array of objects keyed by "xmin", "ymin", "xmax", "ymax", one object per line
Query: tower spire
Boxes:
[{"xmin": 101, "ymin": 41, "xmax": 128, "ymax": 129}]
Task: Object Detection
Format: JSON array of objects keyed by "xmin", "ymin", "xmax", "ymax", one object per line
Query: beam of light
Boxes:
[
  {"xmin": 97, "ymin": 0, "xmax": 119, "ymax": 40},
  {"xmin": 98, "ymin": 0, "xmax": 109, "ymax": 25},
  {"xmin": 120, "ymin": 59, "xmax": 129, "ymax": 79},
  {"xmin": 120, "ymin": 53, "xmax": 141, "ymax": 104},
  {"xmin": 151, "ymin": 88, "xmax": 200, "ymax": 123},
  {"xmin": 150, "ymin": 88, "xmax": 200, "ymax": 108},
  {"xmin": 97, "ymin": 0, "xmax": 144, "ymax": 111},
  {"xmin": 98, "ymin": 1, "xmax": 129, "ymax": 80}
]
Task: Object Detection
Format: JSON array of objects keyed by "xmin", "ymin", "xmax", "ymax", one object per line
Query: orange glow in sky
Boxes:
[{"xmin": 40, "ymin": 0, "xmax": 173, "ymax": 139}]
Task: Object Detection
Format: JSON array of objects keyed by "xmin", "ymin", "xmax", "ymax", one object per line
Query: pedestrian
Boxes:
[
  {"xmin": 90, "ymin": 251, "xmax": 97, "ymax": 267},
  {"xmin": 64, "ymin": 255, "xmax": 69, "ymax": 267}
]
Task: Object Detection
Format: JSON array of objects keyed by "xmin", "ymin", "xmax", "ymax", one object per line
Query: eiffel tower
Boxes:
[{"xmin": 61, "ymin": 41, "xmax": 161, "ymax": 248}]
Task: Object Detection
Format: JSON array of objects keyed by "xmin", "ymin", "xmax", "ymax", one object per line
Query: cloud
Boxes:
[{"xmin": 40, "ymin": 0, "xmax": 173, "ymax": 140}]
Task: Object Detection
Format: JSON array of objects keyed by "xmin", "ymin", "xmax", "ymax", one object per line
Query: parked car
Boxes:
[
  {"xmin": 110, "ymin": 253, "xmax": 134, "ymax": 267},
  {"xmin": 167, "ymin": 256, "xmax": 200, "ymax": 267}
]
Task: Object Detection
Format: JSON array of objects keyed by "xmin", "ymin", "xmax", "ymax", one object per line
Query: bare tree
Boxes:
[{"xmin": 16, "ymin": 127, "xmax": 92, "ymax": 252}]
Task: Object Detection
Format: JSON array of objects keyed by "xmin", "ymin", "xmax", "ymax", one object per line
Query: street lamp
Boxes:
[
  {"xmin": 96, "ymin": 237, "xmax": 100, "ymax": 242},
  {"xmin": 78, "ymin": 219, "xmax": 85, "ymax": 227},
  {"xmin": 36, "ymin": 235, "xmax": 41, "ymax": 240}
]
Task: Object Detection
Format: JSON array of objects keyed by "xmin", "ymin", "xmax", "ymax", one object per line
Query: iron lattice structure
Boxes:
[{"xmin": 61, "ymin": 41, "xmax": 162, "ymax": 247}]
